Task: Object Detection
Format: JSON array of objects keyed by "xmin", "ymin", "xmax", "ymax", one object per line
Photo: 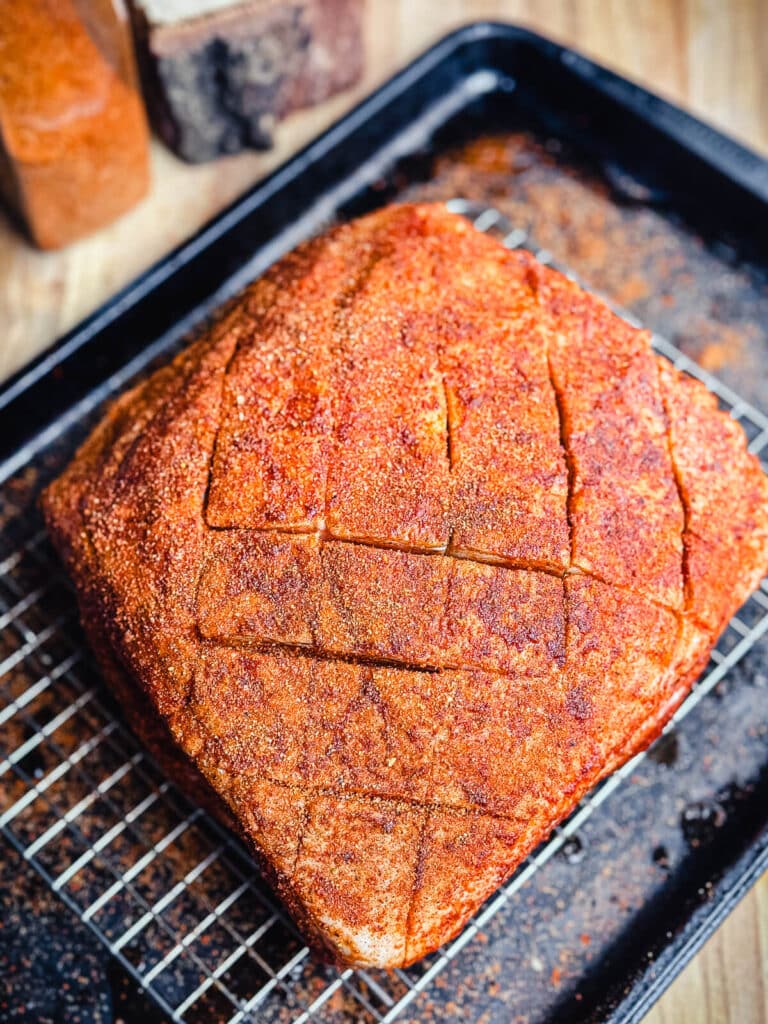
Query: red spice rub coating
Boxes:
[{"xmin": 42, "ymin": 203, "xmax": 768, "ymax": 968}]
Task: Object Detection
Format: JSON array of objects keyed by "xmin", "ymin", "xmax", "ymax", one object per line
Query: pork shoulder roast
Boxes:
[{"xmin": 42, "ymin": 204, "xmax": 768, "ymax": 968}]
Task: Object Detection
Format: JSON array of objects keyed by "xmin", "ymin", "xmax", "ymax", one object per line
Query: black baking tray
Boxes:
[{"xmin": 2, "ymin": 22, "xmax": 768, "ymax": 1024}]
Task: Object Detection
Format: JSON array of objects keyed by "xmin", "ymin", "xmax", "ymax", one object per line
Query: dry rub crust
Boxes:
[{"xmin": 42, "ymin": 203, "xmax": 768, "ymax": 968}]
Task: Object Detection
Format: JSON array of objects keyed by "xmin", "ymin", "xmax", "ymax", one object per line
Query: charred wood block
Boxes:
[{"xmin": 129, "ymin": 0, "xmax": 365, "ymax": 163}]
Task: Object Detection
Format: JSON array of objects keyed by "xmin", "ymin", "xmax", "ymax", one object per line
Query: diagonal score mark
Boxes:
[
  {"xmin": 658, "ymin": 363, "xmax": 693, "ymax": 613},
  {"xmin": 441, "ymin": 370, "xmax": 454, "ymax": 475},
  {"xmin": 439, "ymin": 364, "xmax": 456, "ymax": 553},
  {"xmin": 201, "ymin": 317, "xmax": 247, "ymax": 526},
  {"xmin": 545, "ymin": 352, "xmax": 575, "ymax": 567},
  {"xmin": 403, "ymin": 808, "xmax": 431, "ymax": 965},
  {"xmin": 199, "ymin": 528, "xmax": 682, "ymax": 610},
  {"xmin": 220, "ymin": 631, "xmax": 452, "ymax": 674},
  {"xmin": 544, "ymin": 350, "xmax": 575, "ymax": 678}
]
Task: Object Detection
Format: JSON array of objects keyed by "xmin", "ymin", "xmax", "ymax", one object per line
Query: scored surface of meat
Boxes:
[{"xmin": 42, "ymin": 204, "xmax": 768, "ymax": 968}]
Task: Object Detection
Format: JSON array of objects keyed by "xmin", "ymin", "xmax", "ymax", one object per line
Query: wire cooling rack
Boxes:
[{"xmin": 2, "ymin": 202, "xmax": 768, "ymax": 1024}]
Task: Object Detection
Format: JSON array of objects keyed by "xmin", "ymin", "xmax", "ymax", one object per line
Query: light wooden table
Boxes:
[{"xmin": 1, "ymin": 2, "xmax": 766, "ymax": 1021}]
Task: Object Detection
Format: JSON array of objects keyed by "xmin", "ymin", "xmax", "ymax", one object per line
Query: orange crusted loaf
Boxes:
[{"xmin": 42, "ymin": 204, "xmax": 768, "ymax": 968}]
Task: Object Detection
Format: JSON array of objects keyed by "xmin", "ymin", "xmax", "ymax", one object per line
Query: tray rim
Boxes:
[
  {"xmin": 618, "ymin": 826, "xmax": 768, "ymax": 1024},
  {"xmin": 2, "ymin": 19, "xmax": 768, "ymax": 1024}
]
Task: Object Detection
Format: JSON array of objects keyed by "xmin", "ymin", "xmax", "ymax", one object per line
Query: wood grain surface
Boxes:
[{"xmin": 1, "ymin": 2, "xmax": 766, "ymax": 1022}]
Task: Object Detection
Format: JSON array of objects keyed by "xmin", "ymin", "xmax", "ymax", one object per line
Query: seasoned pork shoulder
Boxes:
[{"xmin": 42, "ymin": 204, "xmax": 768, "ymax": 967}]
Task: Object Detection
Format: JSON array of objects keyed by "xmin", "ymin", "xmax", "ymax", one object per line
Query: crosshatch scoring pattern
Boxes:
[{"xmin": 2, "ymin": 202, "xmax": 768, "ymax": 1023}]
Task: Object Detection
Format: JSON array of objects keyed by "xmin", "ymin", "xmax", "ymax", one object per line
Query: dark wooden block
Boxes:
[{"xmin": 129, "ymin": 0, "xmax": 365, "ymax": 163}]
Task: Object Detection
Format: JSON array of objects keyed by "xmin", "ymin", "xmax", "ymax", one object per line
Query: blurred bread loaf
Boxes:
[{"xmin": 0, "ymin": 0, "xmax": 149, "ymax": 249}]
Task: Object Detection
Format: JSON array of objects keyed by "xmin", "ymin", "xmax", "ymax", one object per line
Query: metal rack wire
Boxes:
[{"xmin": 2, "ymin": 202, "xmax": 768, "ymax": 1023}]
